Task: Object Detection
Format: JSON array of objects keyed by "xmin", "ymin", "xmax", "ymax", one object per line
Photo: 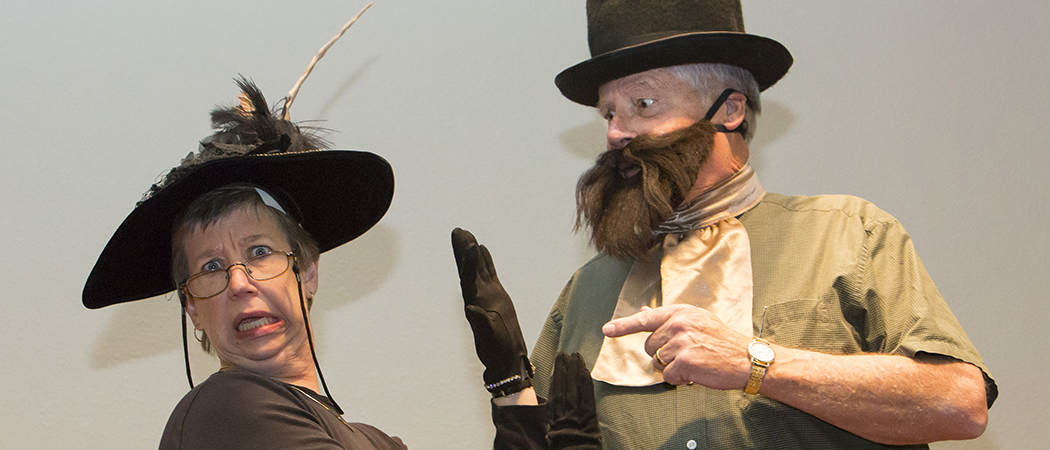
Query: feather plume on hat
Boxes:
[{"xmin": 140, "ymin": 77, "xmax": 331, "ymax": 205}]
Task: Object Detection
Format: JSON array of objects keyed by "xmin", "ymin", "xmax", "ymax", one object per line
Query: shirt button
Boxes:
[{"xmin": 686, "ymin": 439, "xmax": 697, "ymax": 449}]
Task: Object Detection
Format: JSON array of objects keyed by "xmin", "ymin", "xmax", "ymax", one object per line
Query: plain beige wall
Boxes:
[{"xmin": 1, "ymin": 1, "xmax": 1045, "ymax": 448}]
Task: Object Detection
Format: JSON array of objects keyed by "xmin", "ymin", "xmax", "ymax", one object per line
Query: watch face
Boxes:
[{"xmin": 749, "ymin": 341, "xmax": 775, "ymax": 363}]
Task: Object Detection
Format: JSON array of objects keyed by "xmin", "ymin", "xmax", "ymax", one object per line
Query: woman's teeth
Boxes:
[{"xmin": 238, "ymin": 316, "xmax": 276, "ymax": 332}]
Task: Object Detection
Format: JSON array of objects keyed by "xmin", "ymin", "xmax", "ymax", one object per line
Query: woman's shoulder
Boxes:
[
  {"xmin": 178, "ymin": 370, "xmax": 297, "ymax": 413},
  {"xmin": 197, "ymin": 369, "xmax": 292, "ymax": 395},
  {"xmin": 160, "ymin": 370, "xmax": 408, "ymax": 449},
  {"xmin": 159, "ymin": 370, "xmax": 312, "ymax": 448}
]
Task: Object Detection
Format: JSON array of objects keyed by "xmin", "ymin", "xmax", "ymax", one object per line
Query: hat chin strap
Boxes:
[
  {"xmin": 292, "ymin": 258, "xmax": 345, "ymax": 415},
  {"xmin": 179, "ymin": 258, "xmax": 344, "ymax": 416},
  {"xmin": 704, "ymin": 88, "xmax": 750, "ymax": 134},
  {"xmin": 181, "ymin": 305, "xmax": 194, "ymax": 388}
]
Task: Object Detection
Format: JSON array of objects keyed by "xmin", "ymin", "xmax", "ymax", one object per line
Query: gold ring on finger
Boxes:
[{"xmin": 655, "ymin": 347, "xmax": 670, "ymax": 366}]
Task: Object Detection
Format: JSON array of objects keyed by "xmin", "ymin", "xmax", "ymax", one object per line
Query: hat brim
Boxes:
[
  {"xmin": 83, "ymin": 150, "xmax": 394, "ymax": 309},
  {"xmin": 555, "ymin": 32, "xmax": 793, "ymax": 106}
]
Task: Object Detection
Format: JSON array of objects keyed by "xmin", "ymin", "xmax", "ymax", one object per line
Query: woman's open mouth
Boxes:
[{"xmin": 237, "ymin": 316, "xmax": 279, "ymax": 332}]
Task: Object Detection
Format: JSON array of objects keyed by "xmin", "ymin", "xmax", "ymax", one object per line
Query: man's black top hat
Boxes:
[
  {"xmin": 555, "ymin": 0, "xmax": 794, "ymax": 106},
  {"xmin": 83, "ymin": 79, "xmax": 394, "ymax": 309}
]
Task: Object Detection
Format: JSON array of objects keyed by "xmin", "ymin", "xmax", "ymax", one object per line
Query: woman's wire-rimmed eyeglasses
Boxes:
[{"xmin": 180, "ymin": 251, "xmax": 296, "ymax": 298}]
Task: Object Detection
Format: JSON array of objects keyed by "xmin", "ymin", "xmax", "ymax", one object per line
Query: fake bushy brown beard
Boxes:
[{"xmin": 575, "ymin": 120, "xmax": 717, "ymax": 261}]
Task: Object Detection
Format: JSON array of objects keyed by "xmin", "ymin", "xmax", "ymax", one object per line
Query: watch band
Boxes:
[
  {"xmin": 745, "ymin": 338, "xmax": 773, "ymax": 395},
  {"xmin": 744, "ymin": 361, "xmax": 768, "ymax": 395}
]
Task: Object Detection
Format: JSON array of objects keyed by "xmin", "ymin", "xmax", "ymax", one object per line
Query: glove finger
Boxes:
[
  {"xmin": 451, "ymin": 228, "xmax": 479, "ymax": 275},
  {"xmin": 451, "ymin": 228, "xmax": 480, "ymax": 300},
  {"xmin": 565, "ymin": 352, "xmax": 580, "ymax": 400},
  {"xmin": 451, "ymin": 227, "xmax": 478, "ymax": 248},
  {"xmin": 550, "ymin": 352, "xmax": 572, "ymax": 412},
  {"xmin": 477, "ymin": 243, "xmax": 501, "ymax": 283},
  {"xmin": 569, "ymin": 353, "xmax": 595, "ymax": 407}
]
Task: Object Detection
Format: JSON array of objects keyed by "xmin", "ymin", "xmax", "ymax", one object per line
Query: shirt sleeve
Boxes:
[
  {"xmin": 855, "ymin": 216, "xmax": 998, "ymax": 408},
  {"xmin": 491, "ymin": 400, "xmax": 549, "ymax": 450}
]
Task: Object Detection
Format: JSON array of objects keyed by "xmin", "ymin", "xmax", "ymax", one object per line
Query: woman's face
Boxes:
[{"xmin": 182, "ymin": 204, "xmax": 318, "ymax": 379}]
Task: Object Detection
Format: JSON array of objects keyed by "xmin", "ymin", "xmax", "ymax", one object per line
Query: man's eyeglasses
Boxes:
[{"xmin": 180, "ymin": 251, "xmax": 296, "ymax": 299}]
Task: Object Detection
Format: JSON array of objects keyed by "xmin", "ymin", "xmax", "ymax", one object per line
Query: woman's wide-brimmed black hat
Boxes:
[
  {"xmin": 555, "ymin": 0, "xmax": 793, "ymax": 106},
  {"xmin": 83, "ymin": 80, "xmax": 394, "ymax": 309}
]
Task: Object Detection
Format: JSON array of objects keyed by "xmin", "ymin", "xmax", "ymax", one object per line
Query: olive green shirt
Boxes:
[{"xmin": 531, "ymin": 193, "xmax": 996, "ymax": 450}]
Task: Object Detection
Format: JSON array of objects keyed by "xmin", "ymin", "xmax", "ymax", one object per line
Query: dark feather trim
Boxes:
[{"xmin": 139, "ymin": 77, "xmax": 331, "ymax": 204}]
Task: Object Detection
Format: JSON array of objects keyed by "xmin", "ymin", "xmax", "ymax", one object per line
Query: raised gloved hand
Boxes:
[
  {"xmin": 546, "ymin": 352, "xmax": 603, "ymax": 450},
  {"xmin": 452, "ymin": 228, "xmax": 533, "ymax": 397}
]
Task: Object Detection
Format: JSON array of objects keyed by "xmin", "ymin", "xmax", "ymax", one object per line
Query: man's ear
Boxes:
[{"xmin": 721, "ymin": 91, "xmax": 748, "ymax": 130}]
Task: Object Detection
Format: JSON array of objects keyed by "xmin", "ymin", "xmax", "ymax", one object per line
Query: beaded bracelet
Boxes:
[{"xmin": 486, "ymin": 374, "xmax": 533, "ymax": 398}]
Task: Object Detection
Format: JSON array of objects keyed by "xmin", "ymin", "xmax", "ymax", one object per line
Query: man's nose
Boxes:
[{"xmin": 606, "ymin": 116, "xmax": 636, "ymax": 151}]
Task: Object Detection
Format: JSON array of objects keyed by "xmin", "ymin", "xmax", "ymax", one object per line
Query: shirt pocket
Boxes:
[{"xmin": 757, "ymin": 298, "xmax": 864, "ymax": 355}]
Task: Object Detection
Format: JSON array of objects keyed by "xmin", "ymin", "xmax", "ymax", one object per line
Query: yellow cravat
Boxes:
[
  {"xmin": 660, "ymin": 221, "xmax": 754, "ymax": 335},
  {"xmin": 591, "ymin": 165, "xmax": 762, "ymax": 387}
]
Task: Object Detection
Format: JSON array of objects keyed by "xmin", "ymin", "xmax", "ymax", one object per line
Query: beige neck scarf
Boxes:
[{"xmin": 591, "ymin": 164, "xmax": 765, "ymax": 386}]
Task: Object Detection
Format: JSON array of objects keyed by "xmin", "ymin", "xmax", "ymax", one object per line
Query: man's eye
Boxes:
[{"xmin": 637, "ymin": 98, "xmax": 654, "ymax": 108}]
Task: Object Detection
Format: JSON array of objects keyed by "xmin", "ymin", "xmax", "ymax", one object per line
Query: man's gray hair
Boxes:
[{"xmin": 665, "ymin": 63, "xmax": 761, "ymax": 142}]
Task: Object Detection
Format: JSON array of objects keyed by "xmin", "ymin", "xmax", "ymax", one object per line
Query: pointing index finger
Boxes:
[{"xmin": 602, "ymin": 306, "xmax": 674, "ymax": 337}]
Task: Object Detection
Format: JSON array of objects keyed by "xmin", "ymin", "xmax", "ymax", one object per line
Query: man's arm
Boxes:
[
  {"xmin": 765, "ymin": 346, "xmax": 987, "ymax": 444},
  {"xmin": 604, "ymin": 304, "xmax": 988, "ymax": 445}
]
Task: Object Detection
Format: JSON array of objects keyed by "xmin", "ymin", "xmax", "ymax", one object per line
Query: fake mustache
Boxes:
[{"xmin": 575, "ymin": 120, "xmax": 716, "ymax": 260}]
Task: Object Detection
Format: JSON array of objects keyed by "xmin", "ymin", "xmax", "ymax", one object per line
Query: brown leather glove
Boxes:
[
  {"xmin": 452, "ymin": 228, "xmax": 533, "ymax": 397},
  {"xmin": 546, "ymin": 352, "xmax": 603, "ymax": 450}
]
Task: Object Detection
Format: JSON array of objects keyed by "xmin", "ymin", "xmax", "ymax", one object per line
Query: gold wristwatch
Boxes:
[{"xmin": 745, "ymin": 337, "xmax": 774, "ymax": 395}]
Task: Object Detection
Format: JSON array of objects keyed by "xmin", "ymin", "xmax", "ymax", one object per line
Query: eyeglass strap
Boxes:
[
  {"xmin": 182, "ymin": 304, "xmax": 195, "ymax": 388},
  {"xmin": 293, "ymin": 259, "xmax": 345, "ymax": 415}
]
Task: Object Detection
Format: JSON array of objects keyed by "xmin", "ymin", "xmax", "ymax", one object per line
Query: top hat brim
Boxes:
[
  {"xmin": 82, "ymin": 150, "xmax": 394, "ymax": 309},
  {"xmin": 555, "ymin": 32, "xmax": 793, "ymax": 106}
]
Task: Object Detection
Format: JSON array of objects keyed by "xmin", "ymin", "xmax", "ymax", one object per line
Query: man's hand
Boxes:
[
  {"xmin": 602, "ymin": 304, "xmax": 752, "ymax": 389},
  {"xmin": 605, "ymin": 304, "xmax": 989, "ymax": 444},
  {"xmin": 547, "ymin": 352, "xmax": 602, "ymax": 450},
  {"xmin": 452, "ymin": 228, "xmax": 532, "ymax": 396}
]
